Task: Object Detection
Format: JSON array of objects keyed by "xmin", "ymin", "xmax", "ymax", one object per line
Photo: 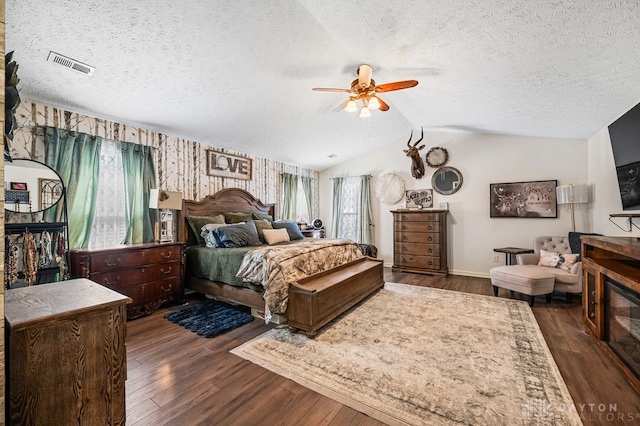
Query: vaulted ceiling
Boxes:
[{"xmin": 6, "ymin": 1, "xmax": 640, "ymax": 170}]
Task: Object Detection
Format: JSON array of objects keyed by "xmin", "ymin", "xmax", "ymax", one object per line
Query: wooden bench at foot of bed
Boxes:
[{"xmin": 287, "ymin": 257, "xmax": 384, "ymax": 337}]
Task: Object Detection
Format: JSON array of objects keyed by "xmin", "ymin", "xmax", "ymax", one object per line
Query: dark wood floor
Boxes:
[{"xmin": 126, "ymin": 270, "xmax": 640, "ymax": 425}]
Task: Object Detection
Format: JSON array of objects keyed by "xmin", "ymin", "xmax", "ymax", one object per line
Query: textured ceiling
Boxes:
[{"xmin": 6, "ymin": 1, "xmax": 640, "ymax": 170}]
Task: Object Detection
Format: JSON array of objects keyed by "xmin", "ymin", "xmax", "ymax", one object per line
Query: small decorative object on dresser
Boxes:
[
  {"xmin": 392, "ymin": 209, "xmax": 448, "ymax": 276},
  {"xmin": 70, "ymin": 242, "xmax": 185, "ymax": 319},
  {"xmin": 405, "ymin": 189, "xmax": 433, "ymax": 209}
]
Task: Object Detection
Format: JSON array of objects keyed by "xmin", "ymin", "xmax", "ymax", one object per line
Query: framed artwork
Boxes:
[
  {"xmin": 490, "ymin": 180, "xmax": 557, "ymax": 218},
  {"xmin": 405, "ymin": 189, "xmax": 433, "ymax": 209},
  {"xmin": 206, "ymin": 149, "xmax": 252, "ymax": 180},
  {"xmin": 10, "ymin": 182, "xmax": 27, "ymax": 191}
]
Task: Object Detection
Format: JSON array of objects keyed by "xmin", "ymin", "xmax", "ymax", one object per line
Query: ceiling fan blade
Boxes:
[
  {"xmin": 312, "ymin": 87, "xmax": 352, "ymax": 92},
  {"xmin": 377, "ymin": 97, "xmax": 390, "ymax": 111},
  {"xmin": 375, "ymin": 80, "xmax": 419, "ymax": 92},
  {"xmin": 332, "ymin": 99, "xmax": 350, "ymax": 112}
]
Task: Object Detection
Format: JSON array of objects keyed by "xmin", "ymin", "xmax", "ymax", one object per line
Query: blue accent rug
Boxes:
[{"xmin": 165, "ymin": 301, "xmax": 254, "ymax": 338}]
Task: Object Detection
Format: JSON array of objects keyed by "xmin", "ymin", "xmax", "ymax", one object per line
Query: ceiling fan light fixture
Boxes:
[
  {"xmin": 345, "ymin": 99, "xmax": 357, "ymax": 113},
  {"xmin": 359, "ymin": 106, "xmax": 371, "ymax": 118},
  {"xmin": 368, "ymin": 96, "xmax": 380, "ymax": 110}
]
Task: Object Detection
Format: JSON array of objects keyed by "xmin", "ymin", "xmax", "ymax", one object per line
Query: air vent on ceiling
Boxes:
[{"xmin": 47, "ymin": 51, "xmax": 95, "ymax": 76}]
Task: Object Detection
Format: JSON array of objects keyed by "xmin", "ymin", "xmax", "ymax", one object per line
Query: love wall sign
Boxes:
[{"xmin": 206, "ymin": 149, "xmax": 253, "ymax": 180}]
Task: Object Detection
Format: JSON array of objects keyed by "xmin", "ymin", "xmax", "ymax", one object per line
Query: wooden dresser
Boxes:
[
  {"xmin": 392, "ymin": 209, "xmax": 448, "ymax": 276},
  {"xmin": 5, "ymin": 279, "xmax": 131, "ymax": 425},
  {"xmin": 70, "ymin": 242, "xmax": 185, "ymax": 319}
]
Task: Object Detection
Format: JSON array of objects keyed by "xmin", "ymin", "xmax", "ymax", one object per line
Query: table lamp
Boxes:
[{"xmin": 149, "ymin": 189, "xmax": 183, "ymax": 242}]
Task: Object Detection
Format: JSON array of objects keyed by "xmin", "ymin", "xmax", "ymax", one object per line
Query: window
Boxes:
[
  {"xmin": 296, "ymin": 184, "xmax": 310, "ymax": 223},
  {"xmin": 338, "ymin": 177, "xmax": 361, "ymax": 241},
  {"xmin": 331, "ymin": 175, "xmax": 374, "ymax": 245},
  {"xmin": 282, "ymin": 173, "xmax": 314, "ymax": 224},
  {"xmin": 88, "ymin": 139, "xmax": 127, "ymax": 248},
  {"xmin": 39, "ymin": 178, "xmax": 63, "ymax": 210}
]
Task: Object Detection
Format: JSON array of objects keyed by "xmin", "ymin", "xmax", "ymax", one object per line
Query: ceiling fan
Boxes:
[{"xmin": 312, "ymin": 65, "xmax": 418, "ymax": 118}]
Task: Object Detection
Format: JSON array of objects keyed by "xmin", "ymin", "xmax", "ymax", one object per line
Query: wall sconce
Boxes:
[
  {"xmin": 149, "ymin": 189, "xmax": 183, "ymax": 242},
  {"xmin": 556, "ymin": 184, "xmax": 588, "ymax": 232}
]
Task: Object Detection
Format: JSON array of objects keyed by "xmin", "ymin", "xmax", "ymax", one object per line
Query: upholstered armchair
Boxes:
[{"xmin": 516, "ymin": 236, "xmax": 582, "ymax": 303}]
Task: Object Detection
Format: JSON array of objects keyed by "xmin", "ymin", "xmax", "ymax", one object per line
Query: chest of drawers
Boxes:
[
  {"xmin": 70, "ymin": 242, "xmax": 185, "ymax": 319},
  {"xmin": 392, "ymin": 210, "xmax": 448, "ymax": 276},
  {"xmin": 5, "ymin": 279, "xmax": 130, "ymax": 425}
]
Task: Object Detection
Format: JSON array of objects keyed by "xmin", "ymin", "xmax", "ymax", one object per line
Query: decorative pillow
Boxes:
[
  {"xmin": 251, "ymin": 212, "xmax": 274, "ymax": 222},
  {"xmin": 272, "ymin": 220, "xmax": 304, "ymax": 240},
  {"xmin": 262, "ymin": 228, "xmax": 290, "ymax": 245},
  {"xmin": 252, "ymin": 219, "xmax": 273, "ymax": 243},
  {"xmin": 223, "ymin": 211, "xmax": 253, "ymax": 224},
  {"xmin": 213, "ymin": 222, "xmax": 262, "ymax": 248},
  {"xmin": 200, "ymin": 223, "xmax": 225, "ymax": 248},
  {"xmin": 538, "ymin": 249, "xmax": 579, "ymax": 272},
  {"xmin": 186, "ymin": 214, "xmax": 225, "ymax": 244}
]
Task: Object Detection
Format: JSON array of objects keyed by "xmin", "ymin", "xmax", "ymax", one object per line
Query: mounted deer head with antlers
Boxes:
[{"xmin": 403, "ymin": 127, "xmax": 426, "ymax": 179}]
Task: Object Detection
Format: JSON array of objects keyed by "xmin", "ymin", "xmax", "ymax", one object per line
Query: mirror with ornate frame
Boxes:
[
  {"xmin": 4, "ymin": 158, "xmax": 64, "ymax": 213},
  {"xmin": 432, "ymin": 166, "xmax": 463, "ymax": 195}
]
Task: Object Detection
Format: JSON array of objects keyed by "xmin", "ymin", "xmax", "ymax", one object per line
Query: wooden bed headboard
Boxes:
[{"xmin": 178, "ymin": 188, "xmax": 276, "ymax": 246}]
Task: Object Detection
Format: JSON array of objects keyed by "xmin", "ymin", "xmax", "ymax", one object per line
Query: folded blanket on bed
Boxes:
[{"xmin": 236, "ymin": 238, "xmax": 363, "ymax": 322}]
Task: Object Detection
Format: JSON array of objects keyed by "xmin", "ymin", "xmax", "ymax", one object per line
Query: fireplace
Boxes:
[{"xmin": 605, "ymin": 278, "xmax": 640, "ymax": 381}]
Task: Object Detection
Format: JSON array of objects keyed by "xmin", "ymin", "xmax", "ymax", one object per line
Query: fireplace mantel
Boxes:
[{"xmin": 581, "ymin": 235, "xmax": 640, "ymax": 394}]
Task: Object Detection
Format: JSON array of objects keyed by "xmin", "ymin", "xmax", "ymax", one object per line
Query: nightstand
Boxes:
[
  {"xmin": 301, "ymin": 228, "xmax": 325, "ymax": 238},
  {"xmin": 70, "ymin": 242, "xmax": 185, "ymax": 319}
]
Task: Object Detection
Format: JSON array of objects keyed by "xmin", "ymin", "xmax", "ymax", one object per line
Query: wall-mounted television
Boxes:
[{"xmin": 608, "ymin": 102, "xmax": 640, "ymax": 210}]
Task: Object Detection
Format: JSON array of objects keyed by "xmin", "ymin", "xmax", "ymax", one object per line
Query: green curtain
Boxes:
[
  {"xmin": 358, "ymin": 175, "xmax": 374, "ymax": 245},
  {"xmin": 330, "ymin": 177, "xmax": 344, "ymax": 238},
  {"xmin": 281, "ymin": 173, "xmax": 298, "ymax": 220},
  {"xmin": 301, "ymin": 176, "xmax": 313, "ymax": 221},
  {"xmin": 121, "ymin": 142, "xmax": 157, "ymax": 244},
  {"xmin": 45, "ymin": 127, "xmax": 102, "ymax": 249}
]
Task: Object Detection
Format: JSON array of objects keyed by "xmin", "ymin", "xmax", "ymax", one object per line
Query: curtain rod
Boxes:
[{"xmin": 329, "ymin": 174, "xmax": 372, "ymax": 180}]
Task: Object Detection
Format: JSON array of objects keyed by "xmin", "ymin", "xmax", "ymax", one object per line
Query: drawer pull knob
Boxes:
[
  {"xmin": 402, "ymin": 246, "xmax": 407, "ymax": 251},
  {"xmin": 161, "ymin": 251, "xmax": 172, "ymax": 259},
  {"xmin": 402, "ymin": 259, "xmax": 407, "ymax": 263},
  {"xmin": 161, "ymin": 284, "xmax": 173, "ymax": 292},
  {"xmin": 402, "ymin": 236, "xmax": 407, "ymax": 241},
  {"xmin": 161, "ymin": 266, "xmax": 172, "ymax": 275},
  {"xmin": 103, "ymin": 276, "xmax": 121, "ymax": 286},
  {"xmin": 427, "ymin": 248, "xmax": 432, "ymax": 253},
  {"xmin": 104, "ymin": 258, "xmax": 122, "ymax": 267}
]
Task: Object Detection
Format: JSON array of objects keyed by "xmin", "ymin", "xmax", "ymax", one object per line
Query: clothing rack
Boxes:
[{"xmin": 5, "ymin": 222, "xmax": 70, "ymax": 288}]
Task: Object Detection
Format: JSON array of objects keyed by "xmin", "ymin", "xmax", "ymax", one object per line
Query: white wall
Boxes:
[
  {"xmin": 588, "ymin": 126, "xmax": 640, "ymax": 237},
  {"xmin": 319, "ymin": 131, "xmax": 588, "ymax": 277}
]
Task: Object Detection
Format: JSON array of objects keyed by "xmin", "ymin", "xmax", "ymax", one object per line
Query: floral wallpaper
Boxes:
[{"xmin": 10, "ymin": 100, "xmax": 319, "ymax": 217}]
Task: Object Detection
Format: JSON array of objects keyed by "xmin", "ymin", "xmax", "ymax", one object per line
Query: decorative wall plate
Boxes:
[
  {"xmin": 425, "ymin": 147, "xmax": 449, "ymax": 168},
  {"xmin": 375, "ymin": 173, "xmax": 405, "ymax": 205}
]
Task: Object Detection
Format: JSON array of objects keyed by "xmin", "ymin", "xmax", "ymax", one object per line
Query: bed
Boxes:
[{"xmin": 178, "ymin": 188, "xmax": 383, "ymax": 332}]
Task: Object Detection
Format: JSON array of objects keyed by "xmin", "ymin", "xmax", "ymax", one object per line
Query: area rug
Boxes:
[
  {"xmin": 231, "ymin": 282, "xmax": 582, "ymax": 425},
  {"xmin": 165, "ymin": 300, "xmax": 253, "ymax": 338}
]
